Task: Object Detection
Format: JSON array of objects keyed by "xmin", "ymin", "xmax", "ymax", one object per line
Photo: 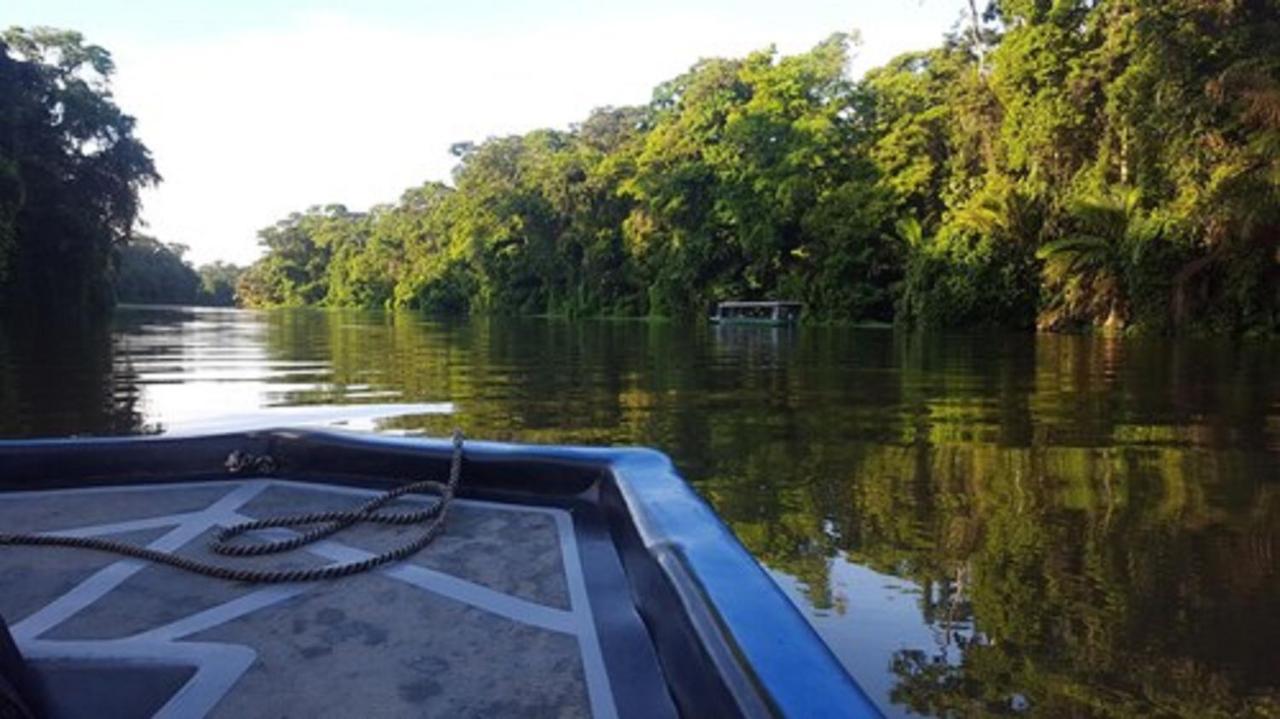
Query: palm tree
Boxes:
[{"xmin": 1036, "ymin": 187, "xmax": 1145, "ymax": 332}]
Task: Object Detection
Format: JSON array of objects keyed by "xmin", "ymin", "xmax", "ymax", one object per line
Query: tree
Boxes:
[
  {"xmin": 114, "ymin": 236, "xmax": 200, "ymax": 305},
  {"xmin": 620, "ymin": 34, "xmax": 899, "ymax": 318},
  {"xmin": 236, "ymin": 9, "xmax": 1279, "ymax": 334},
  {"xmin": 196, "ymin": 261, "xmax": 243, "ymax": 306},
  {"xmin": 237, "ymin": 205, "xmax": 360, "ymax": 307},
  {"xmin": 0, "ymin": 27, "xmax": 158, "ymax": 316}
]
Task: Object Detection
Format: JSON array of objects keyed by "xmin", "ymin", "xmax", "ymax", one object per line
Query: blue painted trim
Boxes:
[{"xmin": 606, "ymin": 448, "xmax": 881, "ymax": 718}]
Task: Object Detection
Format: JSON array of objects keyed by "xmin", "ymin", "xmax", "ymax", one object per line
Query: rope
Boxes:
[{"xmin": 0, "ymin": 431, "xmax": 465, "ymax": 584}]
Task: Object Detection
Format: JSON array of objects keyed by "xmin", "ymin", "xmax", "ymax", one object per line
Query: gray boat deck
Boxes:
[{"xmin": 0, "ymin": 480, "xmax": 666, "ymax": 718}]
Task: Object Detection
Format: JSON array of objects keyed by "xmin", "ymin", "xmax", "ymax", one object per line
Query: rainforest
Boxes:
[{"xmin": 3, "ymin": 1, "xmax": 1279, "ymax": 332}]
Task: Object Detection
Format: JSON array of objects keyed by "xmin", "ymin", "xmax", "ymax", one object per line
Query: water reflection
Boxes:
[
  {"xmin": 1, "ymin": 306, "xmax": 1278, "ymax": 717},
  {"xmin": 0, "ymin": 314, "xmax": 150, "ymax": 436}
]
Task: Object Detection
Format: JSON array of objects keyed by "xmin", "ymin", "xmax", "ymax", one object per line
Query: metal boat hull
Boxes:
[{"xmin": 0, "ymin": 430, "xmax": 879, "ymax": 718}]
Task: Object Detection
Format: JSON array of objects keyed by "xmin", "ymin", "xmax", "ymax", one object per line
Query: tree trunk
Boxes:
[
  {"xmin": 967, "ymin": 0, "xmax": 986, "ymax": 74},
  {"xmin": 1171, "ymin": 252, "xmax": 1217, "ymax": 328}
]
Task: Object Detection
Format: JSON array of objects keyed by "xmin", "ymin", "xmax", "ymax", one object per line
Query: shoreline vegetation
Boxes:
[
  {"xmin": 115, "ymin": 237, "xmax": 240, "ymax": 307},
  {"xmin": 2, "ymin": 3, "xmax": 1278, "ymax": 334}
]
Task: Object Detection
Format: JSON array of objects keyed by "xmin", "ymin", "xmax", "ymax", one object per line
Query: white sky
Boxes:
[{"xmin": 9, "ymin": 1, "xmax": 969, "ymax": 265}]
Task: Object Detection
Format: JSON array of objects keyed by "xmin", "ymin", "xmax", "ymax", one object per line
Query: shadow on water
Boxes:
[
  {"xmin": 0, "ymin": 312, "xmax": 152, "ymax": 436},
  {"xmin": 2, "ymin": 306, "xmax": 1279, "ymax": 717}
]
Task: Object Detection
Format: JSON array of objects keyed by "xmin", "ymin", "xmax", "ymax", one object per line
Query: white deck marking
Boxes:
[
  {"xmin": 9, "ymin": 481, "xmax": 271, "ymax": 642},
  {"xmin": 19, "ymin": 638, "xmax": 257, "ymax": 719},
  {"xmin": 133, "ymin": 585, "xmax": 314, "ymax": 642},
  {"xmin": 0, "ymin": 479, "xmax": 621, "ymax": 718},
  {"xmin": 556, "ymin": 509, "xmax": 621, "ymax": 719},
  {"xmin": 246, "ymin": 520, "xmax": 581, "ymax": 635},
  {"xmin": 44, "ymin": 512, "xmax": 204, "ymax": 539}
]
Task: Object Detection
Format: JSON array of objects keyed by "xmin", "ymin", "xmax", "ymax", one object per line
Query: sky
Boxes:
[{"xmin": 8, "ymin": 0, "xmax": 971, "ymax": 265}]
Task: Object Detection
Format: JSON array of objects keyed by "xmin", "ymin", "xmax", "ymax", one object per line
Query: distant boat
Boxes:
[
  {"xmin": 710, "ymin": 300, "xmax": 803, "ymax": 325},
  {"xmin": 0, "ymin": 429, "xmax": 878, "ymax": 718}
]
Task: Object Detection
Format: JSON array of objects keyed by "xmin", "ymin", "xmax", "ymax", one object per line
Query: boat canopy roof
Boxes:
[{"xmin": 715, "ymin": 300, "xmax": 803, "ymax": 308}]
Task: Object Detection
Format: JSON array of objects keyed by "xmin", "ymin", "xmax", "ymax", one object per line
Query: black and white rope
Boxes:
[{"xmin": 0, "ymin": 431, "xmax": 465, "ymax": 584}]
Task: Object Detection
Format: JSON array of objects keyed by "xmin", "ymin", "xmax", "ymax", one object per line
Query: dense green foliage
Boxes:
[
  {"xmin": 0, "ymin": 27, "xmax": 243, "ymax": 312},
  {"xmin": 115, "ymin": 237, "xmax": 200, "ymax": 305},
  {"xmin": 242, "ymin": 1, "xmax": 1279, "ymax": 333},
  {"xmin": 195, "ymin": 261, "xmax": 242, "ymax": 307},
  {"xmin": 114, "ymin": 236, "xmax": 242, "ymax": 306},
  {"xmin": 0, "ymin": 27, "xmax": 158, "ymax": 316}
]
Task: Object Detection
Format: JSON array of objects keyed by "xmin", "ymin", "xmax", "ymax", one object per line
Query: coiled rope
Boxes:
[{"xmin": 0, "ymin": 430, "xmax": 465, "ymax": 584}]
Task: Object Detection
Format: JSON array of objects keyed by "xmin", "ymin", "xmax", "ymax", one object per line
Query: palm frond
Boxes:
[
  {"xmin": 895, "ymin": 216, "xmax": 924, "ymax": 248},
  {"xmin": 1035, "ymin": 234, "xmax": 1111, "ymax": 261}
]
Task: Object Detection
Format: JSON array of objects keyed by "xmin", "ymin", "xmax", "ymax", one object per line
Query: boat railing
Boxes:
[{"xmin": 710, "ymin": 300, "xmax": 802, "ymax": 323}]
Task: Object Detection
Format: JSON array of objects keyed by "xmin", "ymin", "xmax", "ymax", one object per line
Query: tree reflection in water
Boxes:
[
  {"xmin": 2, "ymin": 307, "xmax": 1277, "ymax": 717},
  {"xmin": 0, "ymin": 313, "xmax": 153, "ymax": 436}
]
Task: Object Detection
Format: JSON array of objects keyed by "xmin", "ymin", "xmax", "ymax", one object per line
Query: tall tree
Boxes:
[
  {"xmin": 0, "ymin": 28, "xmax": 158, "ymax": 316},
  {"xmin": 114, "ymin": 236, "xmax": 200, "ymax": 305}
]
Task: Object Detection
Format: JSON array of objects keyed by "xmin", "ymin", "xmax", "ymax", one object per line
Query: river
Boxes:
[{"xmin": 2, "ymin": 306, "xmax": 1277, "ymax": 717}]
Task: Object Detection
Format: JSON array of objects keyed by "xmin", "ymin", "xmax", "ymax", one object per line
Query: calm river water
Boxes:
[{"xmin": 2, "ymin": 306, "xmax": 1278, "ymax": 717}]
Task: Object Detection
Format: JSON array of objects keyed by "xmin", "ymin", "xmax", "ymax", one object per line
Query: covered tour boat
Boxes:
[
  {"xmin": 709, "ymin": 301, "xmax": 803, "ymax": 326},
  {"xmin": 0, "ymin": 429, "xmax": 878, "ymax": 718}
]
